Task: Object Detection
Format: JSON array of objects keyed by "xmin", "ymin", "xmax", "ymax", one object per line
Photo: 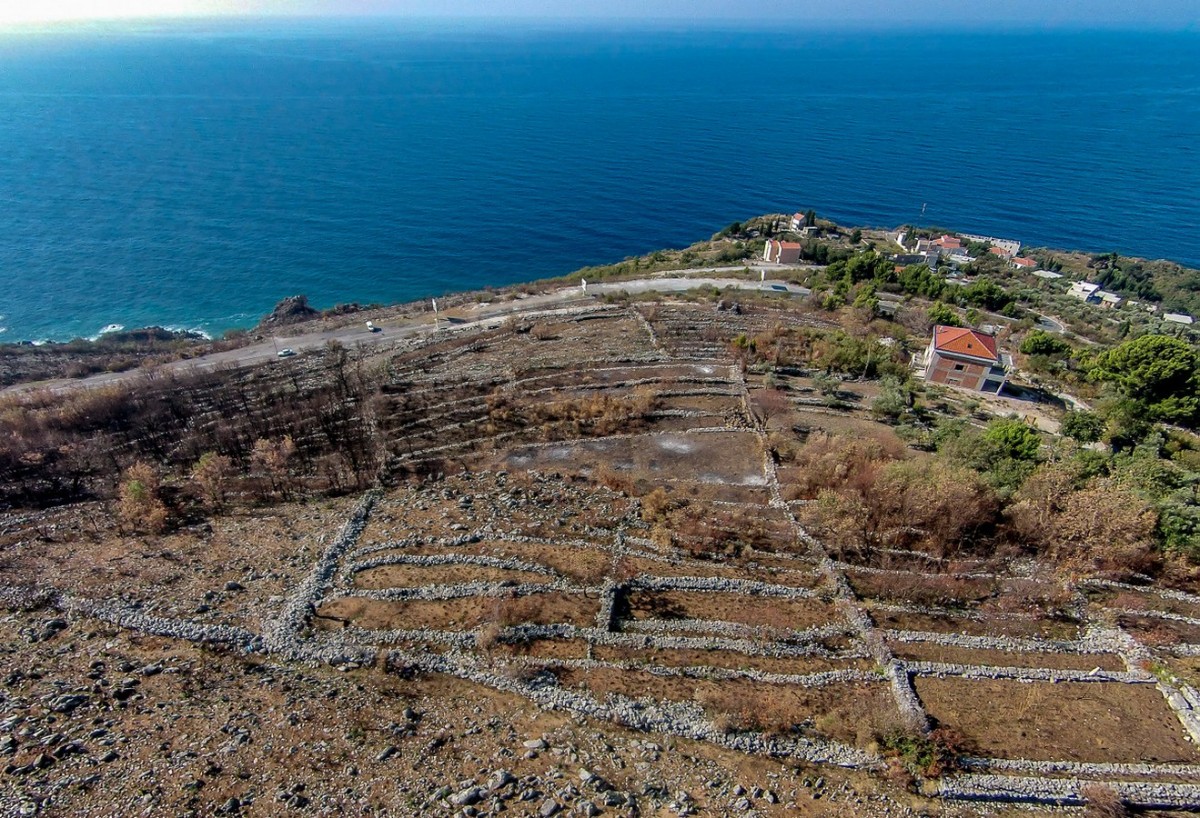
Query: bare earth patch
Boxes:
[
  {"xmin": 627, "ymin": 590, "xmax": 839, "ymax": 631},
  {"xmin": 889, "ymin": 641, "xmax": 1126, "ymax": 671},
  {"xmin": 915, "ymin": 678, "xmax": 1199, "ymax": 763}
]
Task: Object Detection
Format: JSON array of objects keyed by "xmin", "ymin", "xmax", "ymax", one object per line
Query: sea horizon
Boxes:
[{"xmin": 1, "ymin": 21, "xmax": 1197, "ymax": 342}]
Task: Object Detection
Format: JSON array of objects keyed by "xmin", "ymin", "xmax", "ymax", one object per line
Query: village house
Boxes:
[
  {"xmin": 762, "ymin": 239, "xmax": 802, "ymax": 264},
  {"xmin": 790, "ymin": 212, "xmax": 809, "ymax": 231},
  {"xmin": 1097, "ymin": 291, "xmax": 1123, "ymax": 309},
  {"xmin": 1069, "ymin": 281, "xmax": 1101, "ymax": 301},
  {"xmin": 893, "ymin": 252, "xmax": 938, "ymax": 270},
  {"xmin": 1011, "ymin": 257, "xmax": 1037, "ymax": 269},
  {"xmin": 960, "ymin": 233, "xmax": 1022, "ymax": 257},
  {"xmin": 919, "ymin": 325, "xmax": 1009, "ymax": 394},
  {"xmin": 1164, "ymin": 313, "xmax": 1195, "ymax": 325}
]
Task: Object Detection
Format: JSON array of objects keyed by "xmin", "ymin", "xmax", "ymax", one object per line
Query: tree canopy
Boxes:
[
  {"xmin": 1019, "ymin": 330, "xmax": 1070, "ymax": 357},
  {"xmin": 1089, "ymin": 335, "xmax": 1200, "ymax": 426}
]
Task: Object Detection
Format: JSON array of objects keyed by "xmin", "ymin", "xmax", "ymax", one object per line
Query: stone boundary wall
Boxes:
[
  {"xmin": 620, "ymin": 618, "xmax": 847, "ymax": 645},
  {"xmin": 884, "ymin": 628, "xmax": 1106, "ymax": 655},
  {"xmin": 345, "ymin": 552, "xmax": 565, "ymax": 580},
  {"xmin": 938, "ymin": 774, "xmax": 1200, "ymax": 809},
  {"xmin": 336, "ymin": 581, "xmax": 580, "ymax": 603},
  {"xmin": 961, "ymin": 757, "xmax": 1200, "ymax": 778},
  {"xmin": 0, "ymin": 585, "xmax": 262, "ymax": 652},
  {"xmin": 267, "ymin": 489, "xmax": 380, "ymax": 659},
  {"xmin": 519, "ymin": 655, "xmax": 878, "ymax": 689},
  {"xmin": 905, "ymin": 661, "xmax": 1147, "ymax": 684},
  {"xmin": 382, "ymin": 646, "xmax": 879, "ymax": 770},
  {"xmin": 627, "ymin": 574, "xmax": 818, "ymax": 600}
]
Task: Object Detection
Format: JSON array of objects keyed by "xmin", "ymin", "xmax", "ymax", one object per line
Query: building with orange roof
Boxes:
[
  {"xmin": 763, "ymin": 239, "xmax": 802, "ymax": 264},
  {"xmin": 920, "ymin": 325, "xmax": 1009, "ymax": 393}
]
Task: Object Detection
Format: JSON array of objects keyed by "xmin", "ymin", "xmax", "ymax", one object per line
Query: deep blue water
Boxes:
[{"xmin": 1, "ymin": 21, "xmax": 1198, "ymax": 342}]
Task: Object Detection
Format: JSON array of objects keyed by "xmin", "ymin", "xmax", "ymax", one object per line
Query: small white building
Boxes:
[
  {"xmin": 1164, "ymin": 313, "xmax": 1195, "ymax": 325},
  {"xmin": 1069, "ymin": 281, "xmax": 1101, "ymax": 302},
  {"xmin": 1097, "ymin": 291, "xmax": 1123, "ymax": 309},
  {"xmin": 791, "ymin": 212, "xmax": 809, "ymax": 231}
]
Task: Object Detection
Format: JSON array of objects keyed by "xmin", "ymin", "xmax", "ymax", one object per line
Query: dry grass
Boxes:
[
  {"xmin": 915, "ymin": 678, "xmax": 1200, "ymax": 763},
  {"xmin": 626, "ymin": 590, "xmax": 838, "ymax": 631}
]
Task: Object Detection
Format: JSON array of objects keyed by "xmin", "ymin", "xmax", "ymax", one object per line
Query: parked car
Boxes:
[{"xmin": 277, "ymin": 348, "xmax": 296, "ymax": 358}]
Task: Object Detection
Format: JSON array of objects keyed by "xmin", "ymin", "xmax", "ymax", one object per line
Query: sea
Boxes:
[{"xmin": 0, "ymin": 20, "xmax": 1198, "ymax": 343}]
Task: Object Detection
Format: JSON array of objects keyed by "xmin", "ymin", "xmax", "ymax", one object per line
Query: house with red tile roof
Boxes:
[
  {"xmin": 763, "ymin": 239, "xmax": 802, "ymax": 264},
  {"xmin": 1011, "ymin": 257, "xmax": 1037, "ymax": 269},
  {"xmin": 921, "ymin": 325, "xmax": 1009, "ymax": 393},
  {"xmin": 790, "ymin": 212, "xmax": 809, "ymax": 231}
]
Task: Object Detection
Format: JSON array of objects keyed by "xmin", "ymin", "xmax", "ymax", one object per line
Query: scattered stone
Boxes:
[
  {"xmin": 49, "ymin": 694, "xmax": 88, "ymax": 715},
  {"xmin": 487, "ymin": 769, "xmax": 515, "ymax": 791},
  {"xmin": 450, "ymin": 786, "xmax": 483, "ymax": 807}
]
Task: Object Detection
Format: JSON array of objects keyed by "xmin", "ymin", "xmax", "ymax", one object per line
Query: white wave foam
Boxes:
[
  {"xmin": 86, "ymin": 323, "xmax": 126, "ymax": 342},
  {"xmin": 164, "ymin": 325, "xmax": 213, "ymax": 340}
]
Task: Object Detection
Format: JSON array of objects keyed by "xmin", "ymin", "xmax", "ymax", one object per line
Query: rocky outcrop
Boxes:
[{"xmin": 255, "ymin": 294, "xmax": 319, "ymax": 330}]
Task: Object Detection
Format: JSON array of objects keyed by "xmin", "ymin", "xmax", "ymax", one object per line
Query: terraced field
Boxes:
[{"xmin": 4, "ymin": 296, "xmax": 1200, "ymax": 813}]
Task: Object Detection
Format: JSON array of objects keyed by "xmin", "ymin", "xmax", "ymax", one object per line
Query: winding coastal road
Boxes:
[{"xmin": 7, "ymin": 272, "xmax": 811, "ymax": 396}]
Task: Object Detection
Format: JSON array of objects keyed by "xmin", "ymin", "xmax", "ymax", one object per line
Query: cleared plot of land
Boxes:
[
  {"xmin": 557, "ymin": 667, "xmax": 895, "ymax": 745},
  {"xmin": 351, "ymin": 563, "xmax": 555, "ymax": 590},
  {"xmin": 356, "ymin": 540, "xmax": 617, "ymax": 585},
  {"xmin": 661, "ymin": 394, "xmax": 744, "ymax": 415},
  {"xmin": 889, "ymin": 641, "xmax": 1126, "ymax": 671},
  {"xmin": 1160, "ymin": 655, "xmax": 1200, "ymax": 688},
  {"xmin": 615, "ymin": 555, "xmax": 820, "ymax": 588},
  {"xmin": 506, "ymin": 431, "xmax": 765, "ymax": 486},
  {"xmin": 625, "ymin": 590, "xmax": 839, "ymax": 631},
  {"xmin": 871, "ymin": 606, "xmax": 1082, "ymax": 641},
  {"xmin": 1087, "ymin": 587, "xmax": 1200, "ymax": 619},
  {"xmin": 846, "ymin": 570, "xmax": 996, "ymax": 608},
  {"xmin": 493, "ymin": 638, "xmax": 591, "ymax": 660},
  {"xmin": 524, "ymin": 362, "xmax": 732, "ymax": 390},
  {"xmin": 915, "ymin": 678, "xmax": 1199, "ymax": 764},
  {"xmin": 315, "ymin": 592, "xmax": 599, "ymax": 631},
  {"xmin": 592, "ymin": 645, "xmax": 870, "ymax": 676},
  {"xmin": 1119, "ymin": 612, "xmax": 1200, "ymax": 646},
  {"xmin": 847, "ymin": 572, "xmax": 1073, "ymax": 619}
]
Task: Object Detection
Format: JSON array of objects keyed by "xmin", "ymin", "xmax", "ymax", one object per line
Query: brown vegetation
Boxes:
[
  {"xmin": 1008, "ymin": 467, "xmax": 1159, "ymax": 578},
  {"xmin": 0, "ymin": 345, "xmax": 382, "ymax": 511},
  {"xmin": 796, "ymin": 432, "xmax": 997, "ymax": 561}
]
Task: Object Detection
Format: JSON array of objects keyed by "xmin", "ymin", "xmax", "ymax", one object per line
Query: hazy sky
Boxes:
[{"xmin": 2, "ymin": 0, "xmax": 1198, "ymax": 27}]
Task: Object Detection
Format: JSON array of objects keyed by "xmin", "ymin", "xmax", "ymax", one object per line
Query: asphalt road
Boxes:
[{"xmin": 8, "ymin": 273, "xmax": 810, "ymax": 396}]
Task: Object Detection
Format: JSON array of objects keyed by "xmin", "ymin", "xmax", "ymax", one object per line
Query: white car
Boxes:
[{"xmin": 277, "ymin": 348, "xmax": 296, "ymax": 358}]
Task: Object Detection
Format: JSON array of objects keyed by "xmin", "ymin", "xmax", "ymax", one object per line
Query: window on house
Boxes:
[{"xmin": 953, "ymin": 363, "xmax": 965, "ymax": 371}]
